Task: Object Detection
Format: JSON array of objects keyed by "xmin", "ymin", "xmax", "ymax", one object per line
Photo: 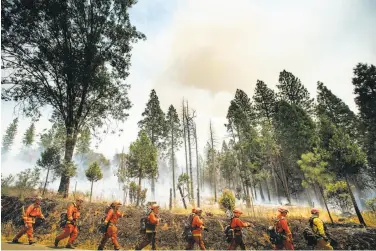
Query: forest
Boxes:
[{"xmin": 1, "ymin": 0, "xmax": 376, "ymax": 249}]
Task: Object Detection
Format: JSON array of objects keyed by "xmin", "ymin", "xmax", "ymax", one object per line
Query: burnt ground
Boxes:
[{"xmin": 1, "ymin": 196, "xmax": 376, "ymax": 250}]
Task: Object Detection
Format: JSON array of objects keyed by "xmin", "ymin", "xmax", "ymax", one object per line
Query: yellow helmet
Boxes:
[{"xmin": 112, "ymin": 200, "xmax": 122, "ymax": 206}]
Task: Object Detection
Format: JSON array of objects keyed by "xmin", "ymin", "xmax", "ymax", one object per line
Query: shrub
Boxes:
[
  {"xmin": 365, "ymin": 197, "xmax": 376, "ymax": 213},
  {"xmin": 219, "ymin": 189, "xmax": 235, "ymax": 211}
]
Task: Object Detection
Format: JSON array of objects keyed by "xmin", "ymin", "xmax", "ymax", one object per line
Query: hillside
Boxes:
[{"xmin": 1, "ymin": 196, "xmax": 376, "ymax": 250}]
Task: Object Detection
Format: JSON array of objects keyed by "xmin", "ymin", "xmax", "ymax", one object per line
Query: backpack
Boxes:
[
  {"xmin": 303, "ymin": 227, "xmax": 317, "ymax": 246},
  {"xmin": 267, "ymin": 218, "xmax": 284, "ymax": 245},
  {"xmin": 140, "ymin": 210, "xmax": 152, "ymax": 234},
  {"xmin": 59, "ymin": 213, "xmax": 68, "ymax": 228},
  {"xmin": 98, "ymin": 206, "xmax": 113, "ymax": 233},
  {"xmin": 224, "ymin": 218, "xmax": 235, "ymax": 243},
  {"xmin": 182, "ymin": 213, "xmax": 195, "ymax": 241}
]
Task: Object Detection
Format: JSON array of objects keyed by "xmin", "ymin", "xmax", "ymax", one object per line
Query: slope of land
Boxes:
[{"xmin": 1, "ymin": 196, "xmax": 376, "ymax": 250}]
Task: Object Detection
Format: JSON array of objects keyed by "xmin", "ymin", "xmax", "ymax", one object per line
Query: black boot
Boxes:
[
  {"xmin": 12, "ymin": 239, "xmax": 20, "ymax": 244},
  {"xmin": 54, "ymin": 239, "xmax": 59, "ymax": 248},
  {"xmin": 65, "ymin": 244, "xmax": 75, "ymax": 249},
  {"xmin": 29, "ymin": 241, "xmax": 36, "ymax": 245}
]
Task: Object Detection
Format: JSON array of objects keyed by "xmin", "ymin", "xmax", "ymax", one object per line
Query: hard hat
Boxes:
[
  {"xmin": 151, "ymin": 204, "xmax": 160, "ymax": 209},
  {"xmin": 278, "ymin": 207, "xmax": 289, "ymax": 213},
  {"xmin": 76, "ymin": 196, "xmax": 84, "ymax": 202},
  {"xmin": 233, "ymin": 208, "xmax": 243, "ymax": 214},
  {"xmin": 112, "ymin": 200, "xmax": 122, "ymax": 206},
  {"xmin": 195, "ymin": 207, "xmax": 202, "ymax": 213},
  {"xmin": 311, "ymin": 208, "xmax": 319, "ymax": 214},
  {"xmin": 191, "ymin": 208, "xmax": 196, "ymax": 213},
  {"xmin": 35, "ymin": 196, "xmax": 43, "ymax": 200}
]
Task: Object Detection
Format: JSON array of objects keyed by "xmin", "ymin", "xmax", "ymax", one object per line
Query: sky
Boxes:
[{"xmin": 1, "ymin": 0, "xmax": 376, "ymax": 205}]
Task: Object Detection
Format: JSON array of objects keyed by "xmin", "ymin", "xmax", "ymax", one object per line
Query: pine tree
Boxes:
[
  {"xmin": 277, "ymin": 70, "xmax": 314, "ymax": 113},
  {"xmin": 166, "ymin": 105, "xmax": 183, "ymax": 199},
  {"xmin": 317, "ymin": 82, "xmax": 358, "ymax": 138},
  {"xmin": 22, "ymin": 122, "xmax": 35, "ymax": 146},
  {"xmin": 85, "ymin": 162, "xmax": 103, "ymax": 203},
  {"xmin": 37, "ymin": 147, "xmax": 61, "ymax": 195},
  {"xmin": 352, "ymin": 63, "xmax": 376, "ymax": 181},
  {"xmin": 2, "ymin": 118, "xmax": 19, "ymax": 153},
  {"xmin": 253, "ymin": 80, "xmax": 276, "ymax": 122},
  {"xmin": 138, "ymin": 89, "xmax": 167, "ymax": 199}
]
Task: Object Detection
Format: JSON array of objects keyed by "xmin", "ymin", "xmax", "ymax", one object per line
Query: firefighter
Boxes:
[
  {"xmin": 228, "ymin": 208, "xmax": 253, "ymax": 250},
  {"xmin": 136, "ymin": 204, "xmax": 160, "ymax": 250},
  {"xmin": 274, "ymin": 207, "xmax": 294, "ymax": 250},
  {"xmin": 97, "ymin": 200, "xmax": 125, "ymax": 250},
  {"xmin": 12, "ymin": 196, "xmax": 45, "ymax": 245},
  {"xmin": 310, "ymin": 208, "xmax": 333, "ymax": 250},
  {"xmin": 185, "ymin": 207, "xmax": 208, "ymax": 250},
  {"xmin": 54, "ymin": 196, "xmax": 84, "ymax": 249},
  {"xmin": 184, "ymin": 208, "xmax": 197, "ymax": 249}
]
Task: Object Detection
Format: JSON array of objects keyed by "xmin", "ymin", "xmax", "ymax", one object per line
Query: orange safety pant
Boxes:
[
  {"xmin": 98, "ymin": 225, "xmax": 120, "ymax": 249},
  {"xmin": 14, "ymin": 223, "xmax": 34, "ymax": 241},
  {"xmin": 55, "ymin": 224, "xmax": 78, "ymax": 244}
]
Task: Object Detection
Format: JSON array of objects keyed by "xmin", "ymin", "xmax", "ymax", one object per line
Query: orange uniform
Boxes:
[
  {"xmin": 274, "ymin": 215, "xmax": 294, "ymax": 250},
  {"xmin": 13, "ymin": 204, "xmax": 44, "ymax": 243},
  {"xmin": 136, "ymin": 211, "xmax": 160, "ymax": 250},
  {"xmin": 228, "ymin": 217, "xmax": 250, "ymax": 250},
  {"xmin": 55, "ymin": 202, "xmax": 81, "ymax": 245},
  {"xmin": 98, "ymin": 208, "xmax": 124, "ymax": 250},
  {"xmin": 186, "ymin": 215, "xmax": 206, "ymax": 250}
]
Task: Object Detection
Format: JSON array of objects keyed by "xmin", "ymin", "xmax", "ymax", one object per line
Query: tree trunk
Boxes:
[
  {"xmin": 345, "ymin": 175, "xmax": 366, "ymax": 226},
  {"xmin": 265, "ymin": 179, "xmax": 271, "ymax": 202},
  {"xmin": 259, "ymin": 182, "xmax": 265, "ymax": 201},
  {"xmin": 90, "ymin": 180, "xmax": 94, "ymax": 203},
  {"xmin": 318, "ymin": 186, "xmax": 334, "ymax": 224},
  {"xmin": 42, "ymin": 167, "xmax": 51, "ymax": 196},
  {"xmin": 58, "ymin": 128, "xmax": 78, "ymax": 198},
  {"xmin": 271, "ymin": 163, "xmax": 281, "ymax": 203},
  {"xmin": 169, "ymin": 188, "xmax": 172, "ymax": 210},
  {"xmin": 182, "ymin": 99, "xmax": 189, "ymax": 177},
  {"xmin": 178, "ymin": 185, "xmax": 187, "ymax": 209},
  {"xmin": 136, "ymin": 173, "xmax": 142, "ymax": 206},
  {"xmin": 194, "ymin": 123, "xmax": 200, "ymax": 208},
  {"xmin": 185, "ymin": 102, "xmax": 194, "ymax": 201},
  {"xmin": 171, "ymin": 128, "xmax": 176, "ymax": 199},
  {"xmin": 209, "ymin": 121, "xmax": 217, "ymax": 202}
]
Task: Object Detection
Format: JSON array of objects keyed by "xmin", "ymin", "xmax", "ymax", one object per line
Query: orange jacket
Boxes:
[
  {"xmin": 23, "ymin": 204, "xmax": 44, "ymax": 224},
  {"xmin": 191, "ymin": 215, "xmax": 204, "ymax": 236},
  {"xmin": 148, "ymin": 211, "xmax": 159, "ymax": 225},
  {"xmin": 67, "ymin": 203, "xmax": 80, "ymax": 222},
  {"xmin": 231, "ymin": 217, "xmax": 250, "ymax": 229},
  {"xmin": 275, "ymin": 215, "xmax": 292, "ymax": 237},
  {"xmin": 104, "ymin": 208, "xmax": 124, "ymax": 225}
]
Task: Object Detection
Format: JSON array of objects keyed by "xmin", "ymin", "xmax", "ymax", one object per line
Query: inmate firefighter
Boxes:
[
  {"xmin": 185, "ymin": 207, "xmax": 208, "ymax": 250},
  {"xmin": 97, "ymin": 200, "xmax": 125, "ymax": 250},
  {"xmin": 54, "ymin": 196, "xmax": 84, "ymax": 249},
  {"xmin": 310, "ymin": 208, "xmax": 333, "ymax": 250},
  {"xmin": 184, "ymin": 208, "xmax": 196, "ymax": 249},
  {"xmin": 274, "ymin": 207, "xmax": 294, "ymax": 250},
  {"xmin": 12, "ymin": 196, "xmax": 45, "ymax": 245},
  {"xmin": 228, "ymin": 208, "xmax": 253, "ymax": 250},
  {"xmin": 136, "ymin": 204, "xmax": 160, "ymax": 250}
]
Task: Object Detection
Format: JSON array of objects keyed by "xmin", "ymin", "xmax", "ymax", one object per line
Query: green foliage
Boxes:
[
  {"xmin": 277, "ymin": 70, "xmax": 314, "ymax": 113},
  {"xmin": 352, "ymin": 63, "xmax": 376, "ymax": 179},
  {"xmin": 365, "ymin": 198, "xmax": 376, "ymax": 213},
  {"xmin": 127, "ymin": 130, "xmax": 158, "ymax": 181},
  {"xmin": 85, "ymin": 162, "xmax": 103, "ymax": 183},
  {"xmin": 138, "ymin": 90, "xmax": 167, "ymax": 150},
  {"xmin": 327, "ymin": 127, "xmax": 367, "ymax": 178},
  {"xmin": 219, "ymin": 189, "xmax": 236, "ymax": 211},
  {"xmin": 316, "ymin": 82, "xmax": 358, "ymax": 138},
  {"xmin": 39, "ymin": 123, "xmax": 66, "ymax": 154},
  {"xmin": 297, "ymin": 148, "xmax": 334, "ymax": 188},
  {"xmin": 253, "ymin": 80, "xmax": 276, "ymax": 121},
  {"xmin": 115, "ymin": 153, "xmax": 128, "ymax": 185},
  {"xmin": 2, "ymin": 118, "xmax": 19, "ymax": 153},
  {"xmin": 219, "ymin": 141, "xmax": 237, "ymax": 186},
  {"xmin": 15, "ymin": 167, "xmax": 41, "ymax": 198},
  {"xmin": 75, "ymin": 127, "xmax": 91, "ymax": 156},
  {"xmin": 325, "ymin": 181, "xmax": 352, "ymax": 213},
  {"xmin": 1, "ymin": 174, "xmax": 15, "ymax": 195},
  {"xmin": 37, "ymin": 147, "xmax": 61, "ymax": 171},
  {"xmin": 56, "ymin": 161, "xmax": 77, "ymax": 178},
  {"xmin": 23, "ymin": 123, "xmax": 36, "ymax": 146}
]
